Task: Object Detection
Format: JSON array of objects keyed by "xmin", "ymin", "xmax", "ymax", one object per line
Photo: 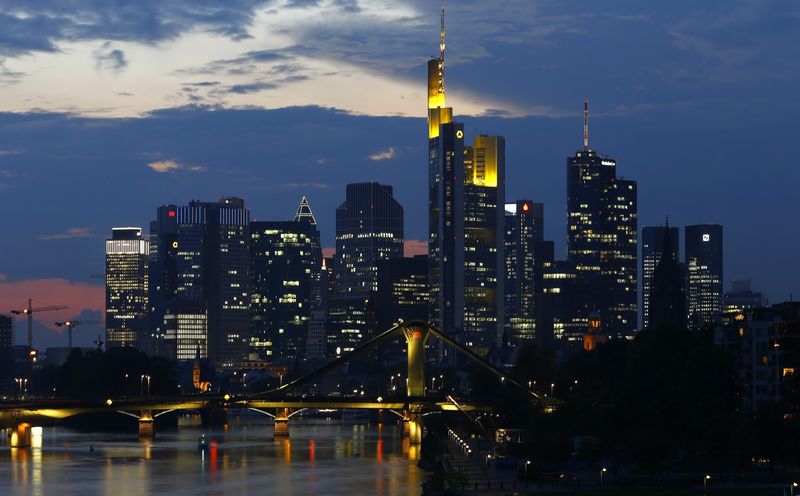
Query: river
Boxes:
[{"xmin": 0, "ymin": 416, "xmax": 425, "ymax": 496}]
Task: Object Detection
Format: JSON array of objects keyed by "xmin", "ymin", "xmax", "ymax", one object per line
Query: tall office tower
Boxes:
[
  {"xmin": 330, "ymin": 182, "xmax": 403, "ymax": 352},
  {"xmin": 105, "ymin": 227, "xmax": 149, "ymax": 349},
  {"xmin": 641, "ymin": 225, "xmax": 680, "ymax": 330},
  {"xmin": 427, "ymin": 10, "xmax": 465, "ymax": 340},
  {"xmin": 148, "ymin": 198, "xmax": 250, "ymax": 365},
  {"xmin": 504, "ymin": 200, "xmax": 544, "ymax": 344},
  {"xmin": 536, "ymin": 256, "xmax": 585, "ymax": 347},
  {"xmin": 566, "ymin": 101, "xmax": 638, "ymax": 339},
  {"xmin": 250, "ymin": 197, "xmax": 322, "ymax": 362},
  {"xmin": 648, "ymin": 227, "xmax": 687, "ymax": 330},
  {"xmin": 0, "ymin": 314, "xmax": 12, "ymax": 350},
  {"xmin": 375, "ymin": 255, "xmax": 430, "ymax": 332},
  {"xmin": 461, "ymin": 135, "xmax": 505, "ymax": 354},
  {"xmin": 685, "ymin": 224, "xmax": 724, "ymax": 331}
]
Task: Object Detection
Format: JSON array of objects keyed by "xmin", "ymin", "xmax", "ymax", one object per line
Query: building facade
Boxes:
[
  {"xmin": 148, "ymin": 198, "xmax": 250, "ymax": 365},
  {"xmin": 105, "ymin": 227, "xmax": 149, "ymax": 349},
  {"xmin": 641, "ymin": 225, "xmax": 680, "ymax": 330},
  {"xmin": 462, "ymin": 135, "xmax": 505, "ymax": 354},
  {"xmin": 250, "ymin": 198, "xmax": 322, "ymax": 362},
  {"xmin": 685, "ymin": 224, "xmax": 723, "ymax": 331},
  {"xmin": 566, "ymin": 101, "xmax": 638, "ymax": 340},
  {"xmin": 330, "ymin": 182, "xmax": 403, "ymax": 353},
  {"xmin": 0, "ymin": 314, "xmax": 12, "ymax": 350},
  {"xmin": 504, "ymin": 200, "xmax": 544, "ymax": 344}
]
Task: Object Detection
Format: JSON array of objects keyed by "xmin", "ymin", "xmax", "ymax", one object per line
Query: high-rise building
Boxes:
[
  {"xmin": 330, "ymin": 182, "xmax": 403, "ymax": 353},
  {"xmin": 250, "ymin": 197, "xmax": 322, "ymax": 362},
  {"xmin": 641, "ymin": 225, "xmax": 680, "ymax": 330},
  {"xmin": 105, "ymin": 227, "xmax": 149, "ymax": 349},
  {"xmin": 375, "ymin": 255, "xmax": 429, "ymax": 332},
  {"xmin": 566, "ymin": 101, "xmax": 638, "ymax": 339},
  {"xmin": 648, "ymin": 226, "xmax": 687, "ymax": 330},
  {"xmin": 148, "ymin": 198, "xmax": 250, "ymax": 365},
  {"xmin": 462, "ymin": 135, "xmax": 505, "ymax": 354},
  {"xmin": 504, "ymin": 200, "xmax": 544, "ymax": 344},
  {"xmin": 0, "ymin": 314, "xmax": 12, "ymax": 350},
  {"xmin": 685, "ymin": 224, "xmax": 723, "ymax": 331},
  {"xmin": 427, "ymin": 10, "xmax": 464, "ymax": 342}
]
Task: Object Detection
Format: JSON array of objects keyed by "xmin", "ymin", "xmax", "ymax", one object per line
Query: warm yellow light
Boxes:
[{"xmin": 224, "ymin": 394, "xmax": 231, "ymax": 401}]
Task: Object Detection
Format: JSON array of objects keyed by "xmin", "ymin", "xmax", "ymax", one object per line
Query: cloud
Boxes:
[
  {"xmin": 93, "ymin": 42, "xmax": 128, "ymax": 73},
  {"xmin": 369, "ymin": 147, "xmax": 397, "ymax": 161},
  {"xmin": 404, "ymin": 239, "xmax": 427, "ymax": 257},
  {"xmin": 39, "ymin": 227, "xmax": 94, "ymax": 240},
  {"xmin": 227, "ymin": 81, "xmax": 277, "ymax": 94},
  {"xmin": 147, "ymin": 159, "xmax": 206, "ymax": 173}
]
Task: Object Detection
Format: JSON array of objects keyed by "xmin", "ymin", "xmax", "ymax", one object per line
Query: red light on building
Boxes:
[
  {"xmin": 522, "ymin": 203, "xmax": 529, "ymax": 212},
  {"xmin": 168, "ymin": 211, "xmax": 176, "ymax": 217}
]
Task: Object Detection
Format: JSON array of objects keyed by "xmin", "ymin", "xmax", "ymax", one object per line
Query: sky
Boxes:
[{"xmin": 0, "ymin": 0, "xmax": 798, "ymax": 347}]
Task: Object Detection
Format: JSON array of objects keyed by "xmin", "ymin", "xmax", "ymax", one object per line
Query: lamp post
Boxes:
[
  {"xmin": 791, "ymin": 481, "xmax": 798, "ymax": 496},
  {"xmin": 141, "ymin": 374, "xmax": 151, "ymax": 397},
  {"xmin": 524, "ymin": 460, "xmax": 532, "ymax": 480},
  {"xmin": 601, "ymin": 467, "xmax": 607, "ymax": 489},
  {"xmin": 703, "ymin": 475, "xmax": 711, "ymax": 495},
  {"xmin": 550, "ymin": 383, "xmax": 555, "ymax": 397}
]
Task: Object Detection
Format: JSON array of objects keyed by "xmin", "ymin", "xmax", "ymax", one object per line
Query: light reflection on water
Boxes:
[{"xmin": 1, "ymin": 418, "xmax": 423, "ymax": 496}]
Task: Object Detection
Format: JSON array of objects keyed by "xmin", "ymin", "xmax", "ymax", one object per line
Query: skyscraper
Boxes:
[
  {"xmin": 250, "ymin": 197, "xmax": 322, "ymax": 362},
  {"xmin": 427, "ymin": 9, "xmax": 465, "ymax": 340},
  {"xmin": 330, "ymin": 182, "xmax": 404, "ymax": 352},
  {"xmin": 685, "ymin": 224, "xmax": 723, "ymax": 331},
  {"xmin": 648, "ymin": 226, "xmax": 687, "ymax": 330},
  {"xmin": 105, "ymin": 227, "xmax": 149, "ymax": 349},
  {"xmin": 641, "ymin": 225, "xmax": 680, "ymax": 330},
  {"xmin": 375, "ymin": 255, "xmax": 429, "ymax": 332},
  {"xmin": 566, "ymin": 101, "xmax": 638, "ymax": 339},
  {"xmin": 504, "ymin": 200, "xmax": 544, "ymax": 344},
  {"xmin": 148, "ymin": 198, "xmax": 250, "ymax": 365},
  {"xmin": 462, "ymin": 135, "xmax": 505, "ymax": 353}
]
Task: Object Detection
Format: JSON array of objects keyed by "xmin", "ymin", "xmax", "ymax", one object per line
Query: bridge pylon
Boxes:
[
  {"xmin": 138, "ymin": 410, "xmax": 155, "ymax": 437},
  {"xmin": 274, "ymin": 408, "xmax": 290, "ymax": 438},
  {"xmin": 9, "ymin": 423, "xmax": 32, "ymax": 448},
  {"xmin": 402, "ymin": 324, "xmax": 429, "ymax": 399}
]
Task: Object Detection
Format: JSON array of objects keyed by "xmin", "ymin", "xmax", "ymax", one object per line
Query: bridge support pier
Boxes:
[
  {"xmin": 138, "ymin": 410, "xmax": 155, "ymax": 438},
  {"xmin": 401, "ymin": 409, "xmax": 423, "ymax": 445},
  {"xmin": 9, "ymin": 423, "xmax": 31, "ymax": 448},
  {"xmin": 273, "ymin": 408, "xmax": 290, "ymax": 438}
]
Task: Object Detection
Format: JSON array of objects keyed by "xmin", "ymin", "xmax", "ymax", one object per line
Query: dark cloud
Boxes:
[
  {"xmin": 0, "ymin": 0, "xmax": 273, "ymax": 55},
  {"xmin": 227, "ymin": 81, "xmax": 278, "ymax": 94},
  {"xmin": 93, "ymin": 42, "xmax": 127, "ymax": 72}
]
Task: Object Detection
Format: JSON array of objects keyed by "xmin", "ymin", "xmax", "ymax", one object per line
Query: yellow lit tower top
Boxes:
[{"xmin": 427, "ymin": 7, "xmax": 453, "ymax": 139}]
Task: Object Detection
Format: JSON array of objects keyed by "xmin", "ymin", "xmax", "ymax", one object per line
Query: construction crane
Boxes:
[
  {"xmin": 54, "ymin": 320, "xmax": 102, "ymax": 349},
  {"xmin": 11, "ymin": 298, "xmax": 69, "ymax": 349}
]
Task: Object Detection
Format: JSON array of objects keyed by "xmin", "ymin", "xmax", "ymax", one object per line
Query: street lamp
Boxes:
[
  {"xmin": 791, "ymin": 481, "xmax": 798, "ymax": 496},
  {"xmin": 524, "ymin": 459, "xmax": 532, "ymax": 480},
  {"xmin": 550, "ymin": 383, "xmax": 555, "ymax": 397},
  {"xmin": 601, "ymin": 467, "xmax": 607, "ymax": 489},
  {"xmin": 704, "ymin": 475, "xmax": 711, "ymax": 495},
  {"xmin": 141, "ymin": 374, "xmax": 151, "ymax": 397}
]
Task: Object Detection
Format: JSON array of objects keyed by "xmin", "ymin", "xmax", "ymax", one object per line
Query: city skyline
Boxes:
[{"xmin": 1, "ymin": 1, "xmax": 799, "ymax": 346}]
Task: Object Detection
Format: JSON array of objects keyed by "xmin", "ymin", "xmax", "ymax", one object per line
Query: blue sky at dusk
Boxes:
[{"xmin": 0, "ymin": 0, "xmax": 798, "ymax": 346}]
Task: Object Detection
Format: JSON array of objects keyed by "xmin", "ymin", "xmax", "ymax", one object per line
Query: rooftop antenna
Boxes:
[
  {"xmin": 583, "ymin": 99, "xmax": 589, "ymax": 150},
  {"xmin": 440, "ymin": 6, "xmax": 446, "ymax": 62}
]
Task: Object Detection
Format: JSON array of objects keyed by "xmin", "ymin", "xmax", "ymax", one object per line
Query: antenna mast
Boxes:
[
  {"xmin": 583, "ymin": 99, "xmax": 589, "ymax": 150},
  {"xmin": 440, "ymin": 7, "xmax": 446, "ymax": 61}
]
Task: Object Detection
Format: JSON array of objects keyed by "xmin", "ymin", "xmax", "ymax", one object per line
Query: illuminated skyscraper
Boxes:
[
  {"xmin": 686, "ymin": 224, "xmax": 723, "ymax": 331},
  {"xmin": 461, "ymin": 135, "xmax": 505, "ymax": 353},
  {"xmin": 330, "ymin": 182, "xmax": 403, "ymax": 353},
  {"xmin": 566, "ymin": 101, "xmax": 638, "ymax": 339},
  {"xmin": 250, "ymin": 197, "xmax": 322, "ymax": 362},
  {"xmin": 105, "ymin": 227, "xmax": 149, "ymax": 349},
  {"xmin": 148, "ymin": 198, "xmax": 250, "ymax": 365},
  {"xmin": 428, "ymin": 9, "xmax": 465, "ymax": 341},
  {"xmin": 504, "ymin": 200, "xmax": 544, "ymax": 344},
  {"xmin": 642, "ymin": 224, "xmax": 680, "ymax": 330}
]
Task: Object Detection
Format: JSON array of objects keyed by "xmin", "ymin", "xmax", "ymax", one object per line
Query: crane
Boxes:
[
  {"xmin": 54, "ymin": 320, "xmax": 102, "ymax": 350},
  {"xmin": 11, "ymin": 298, "xmax": 69, "ymax": 349}
]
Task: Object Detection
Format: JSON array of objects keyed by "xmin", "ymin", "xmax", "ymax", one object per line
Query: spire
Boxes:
[
  {"xmin": 294, "ymin": 196, "xmax": 317, "ymax": 225},
  {"xmin": 440, "ymin": 6, "xmax": 446, "ymax": 62},
  {"xmin": 583, "ymin": 99, "xmax": 589, "ymax": 150}
]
